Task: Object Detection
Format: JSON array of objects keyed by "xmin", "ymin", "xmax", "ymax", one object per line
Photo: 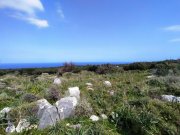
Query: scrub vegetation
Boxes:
[{"xmin": 0, "ymin": 59, "xmax": 180, "ymax": 135}]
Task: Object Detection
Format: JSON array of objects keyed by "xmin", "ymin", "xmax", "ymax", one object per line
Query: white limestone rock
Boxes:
[
  {"xmin": 68, "ymin": 87, "xmax": 80, "ymax": 100},
  {"xmin": 56, "ymin": 97, "xmax": 78, "ymax": 120},
  {"xmin": 0, "ymin": 107, "xmax": 11, "ymax": 114},
  {"xmin": 0, "ymin": 107, "xmax": 11, "ymax": 118},
  {"xmin": 86, "ymin": 83, "xmax": 93, "ymax": 87},
  {"xmin": 37, "ymin": 99, "xmax": 53, "ymax": 119},
  {"xmin": 38, "ymin": 106, "xmax": 60, "ymax": 129},
  {"xmin": 37, "ymin": 96, "xmax": 79, "ymax": 129},
  {"xmin": 101, "ymin": 114, "xmax": 108, "ymax": 119},
  {"xmin": 162, "ymin": 95, "xmax": 180, "ymax": 103},
  {"xmin": 56, "ymin": 97, "xmax": 78, "ymax": 108},
  {"xmin": 16, "ymin": 119, "xmax": 30, "ymax": 133},
  {"xmin": 103, "ymin": 81, "xmax": 112, "ymax": 87},
  {"xmin": 6, "ymin": 122, "xmax": 15, "ymax": 133},
  {"xmin": 53, "ymin": 78, "xmax": 62, "ymax": 85},
  {"xmin": 147, "ymin": 75, "xmax": 155, "ymax": 79},
  {"xmin": 90, "ymin": 115, "xmax": 99, "ymax": 121},
  {"xmin": 87, "ymin": 87, "xmax": 94, "ymax": 91}
]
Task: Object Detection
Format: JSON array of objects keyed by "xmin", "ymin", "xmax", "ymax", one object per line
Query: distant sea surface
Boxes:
[{"xmin": 0, "ymin": 62, "xmax": 129, "ymax": 69}]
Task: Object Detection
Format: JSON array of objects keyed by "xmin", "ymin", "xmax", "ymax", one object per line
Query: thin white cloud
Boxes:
[
  {"xmin": 56, "ymin": 3, "xmax": 65, "ymax": 20},
  {"xmin": 57, "ymin": 7, "xmax": 65, "ymax": 19},
  {"xmin": 164, "ymin": 25, "xmax": 180, "ymax": 32},
  {"xmin": 26, "ymin": 17, "xmax": 48, "ymax": 28},
  {"xmin": 0, "ymin": 0, "xmax": 48, "ymax": 28},
  {"xmin": 169, "ymin": 38, "xmax": 180, "ymax": 43}
]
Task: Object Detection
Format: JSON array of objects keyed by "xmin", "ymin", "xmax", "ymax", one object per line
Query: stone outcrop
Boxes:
[
  {"xmin": 37, "ymin": 99, "xmax": 53, "ymax": 119},
  {"xmin": 56, "ymin": 97, "xmax": 78, "ymax": 120},
  {"xmin": 38, "ymin": 106, "xmax": 60, "ymax": 129},
  {"xmin": 37, "ymin": 87, "xmax": 80, "ymax": 129}
]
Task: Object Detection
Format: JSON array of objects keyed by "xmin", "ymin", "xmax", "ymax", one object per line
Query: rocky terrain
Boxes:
[{"xmin": 0, "ymin": 61, "xmax": 180, "ymax": 135}]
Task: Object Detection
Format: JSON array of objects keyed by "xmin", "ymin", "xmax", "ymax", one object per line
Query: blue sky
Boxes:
[{"xmin": 0, "ymin": 0, "xmax": 180, "ymax": 63}]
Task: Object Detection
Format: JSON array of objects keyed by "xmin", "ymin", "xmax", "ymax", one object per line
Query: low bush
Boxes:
[
  {"xmin": 96, "ymin": 64, "xmax": 116, "ymax": 74},
  {"xmin": 57, "ymin": 62, "xmax": 75, "ymax": 76},
  {"xmin": 9, "ymin": 102, "xmax": 38, "ymax": 124},
  {"xmin": 22, "ymin": 93, "xmax": 39, "ymax": 103},
  {"xmin": 74, "ymin": 98, "xmax": 93, "ymax": 117},
  {"xmin": 123, "ymin": 62, "xmax": 155, "ymax": 71},
  {"xmin": 148, "ymin": 76, "xmax": 180, "ymax": 96},
  {"xmin": 86, "ymin": 65, "xmax": 98, "ymax": 72},
  {"xmin": 109, "ymin": 105, "xmax": 172, "ymax": 135},
  {"xmin": 45, "ymin": 88, "xmax": 60, "ymax": 103}
]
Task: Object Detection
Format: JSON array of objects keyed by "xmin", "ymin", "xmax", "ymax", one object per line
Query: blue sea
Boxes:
[{"xmin": 0, "ymin": 62, "xmax": 129, "ymax": 69}]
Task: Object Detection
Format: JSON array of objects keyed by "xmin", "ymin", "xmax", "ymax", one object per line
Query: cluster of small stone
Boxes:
[{"xmin": 0, "ymin": 78, "xmax": 112, "ymax": 133}]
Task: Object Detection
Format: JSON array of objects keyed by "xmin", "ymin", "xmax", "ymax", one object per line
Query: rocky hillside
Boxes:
[{"xmin": 0, "ymin": 61, "xmax": 180, "ymax": 135}]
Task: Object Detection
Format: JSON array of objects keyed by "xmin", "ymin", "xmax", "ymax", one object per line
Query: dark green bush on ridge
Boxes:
[{"xmin": 123, "ymin": 62, "xmax": 155, "ymax": 71}]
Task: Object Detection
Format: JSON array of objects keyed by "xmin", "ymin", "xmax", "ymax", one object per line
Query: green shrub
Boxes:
[
  {"xmin": 22, "ymin": 93, "xmax": 39, "ymax": 103},
  {"xmin": 57, "ymin": 62, "xmax": 76, "ymax": 76},
  {"xmin": 45, "ymin": 88, "xmax": 60, "ymax": 103},
  {"xmin": 96, "ymin": 64, "xmax": 122, "ymax": 74},
  {"xmin": 74, "ymin": 98, "xmax": 93, "ymax": 117},
  {"xmin": 148, "ymin": 76, "xmax": 180, "ymax": 96},
  {"xmin": 129, "ymin": 97, "xmax": 150, "ymax": 107},
  {"xmin": 86, "ymin": 65, "xmax": 98, "ymax": 72},
  {"xmin": 9, "ymin": 102, "xmax": 38, "ymax": 123},
  {"xmin": 123, "ymin": 62, "xmax": 155, "ymax": 71},
  {"xmin": 109, "ymin": 105, "xmax": 160, "ymax": 135}
]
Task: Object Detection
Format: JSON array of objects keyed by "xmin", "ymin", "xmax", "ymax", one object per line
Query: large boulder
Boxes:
[
  {"xmin": 38, "ymin": 106, "xmax": 60, "ymax": 129},
  {"xmin": 68, "ymin": 87, "xmax": 80, "ymax": 100},
  {"xmin": 37, "ymin": 96, "xmax": 79, "ymax": 129},
  {"xmin": 16, "ymin": 119, "xmax": 30, "ymax": 133},
  {"xmin": 37, "ymin": 99, "xmax": 53, "ymax": 119},
  {"xmin": 56, "ymin": 97, "xmax": 78, "ymax": 120},
  {"xmin": 37, "ymin": 87, "xmax": 80, "ymax": 130}
]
